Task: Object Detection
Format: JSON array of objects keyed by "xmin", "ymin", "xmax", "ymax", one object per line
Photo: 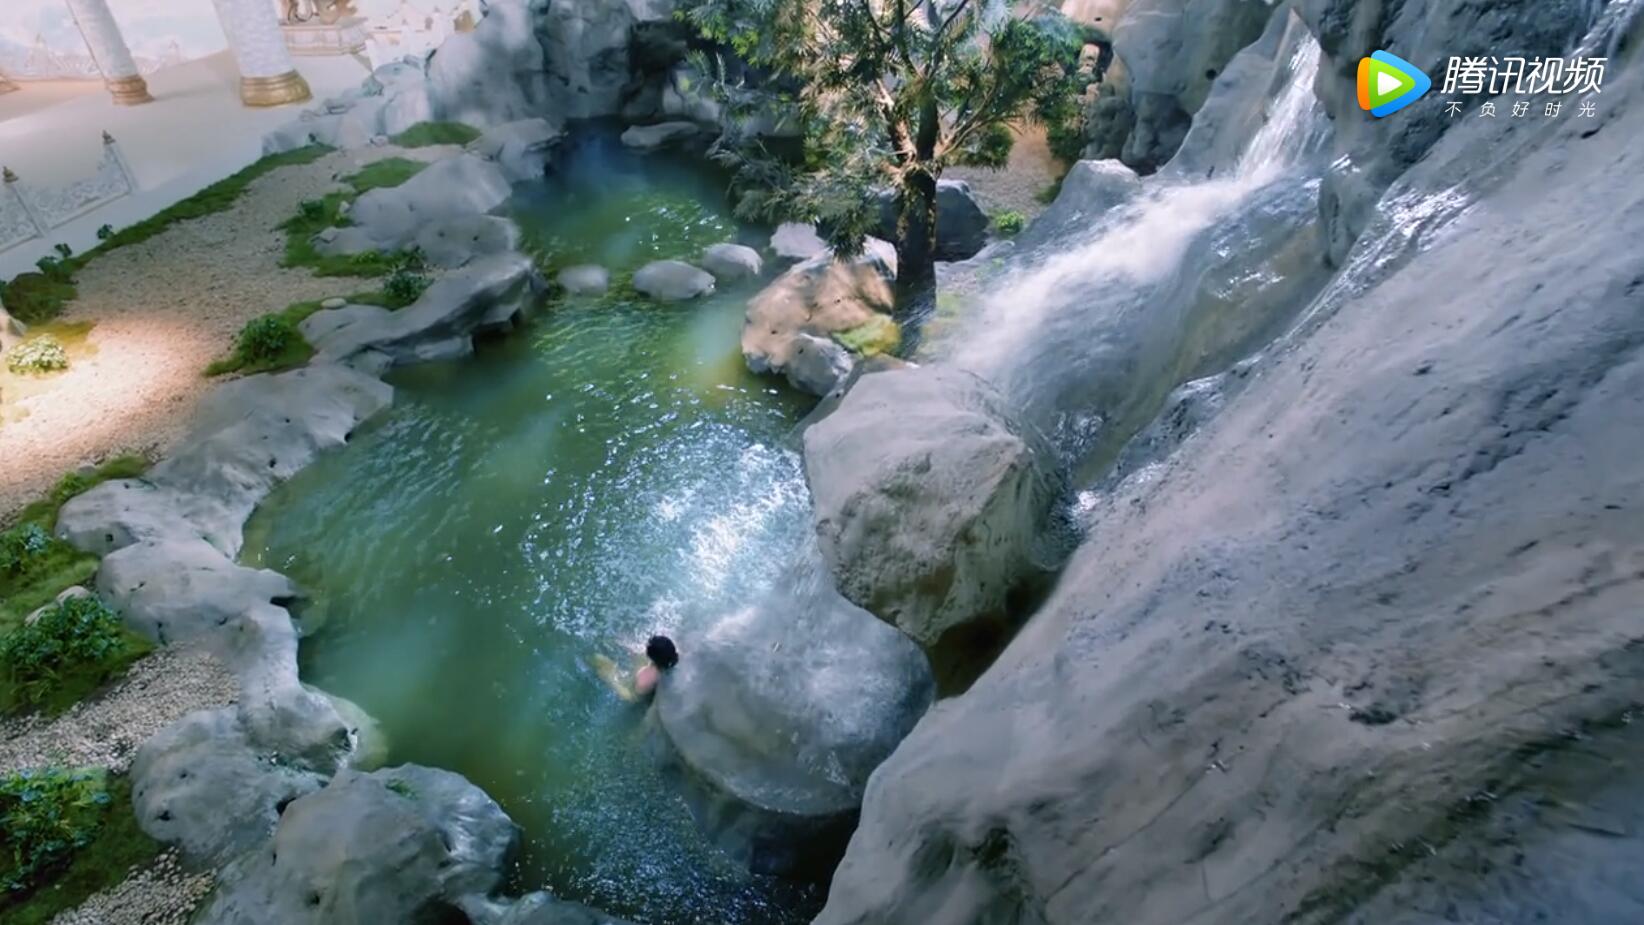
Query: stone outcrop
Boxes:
[
  {"xmin": 873, "ymin": 179, "xmax": 990, "ymax": 262},
  {"xmin": 619, "ymin": 121, "xmax": 702, "ymax": 152},
  {"xmin": 741, "ymin": 239, "xmax": 898, "ymax": 395},
  {"xmin": 803, "ymin": 366, "xmax": 1064, "ymax": 654},
  {"xmin": 467, "ymin": 118, "xmax": 564, "ymax": 183},
  {"xmin": 769, "ymin": 223, "xmax": 828, "ymax": 262},
  {"xmin": 196, "ymin": 766, "xmax": 518, "ymax": 925},
  {"xmin": 323, "ymin": 154, "xmax": 513, "ymax": 257},
  {"xmin": 653, "ymin": 569, "xmax": 934, "ymax": 875},
  {"xmin": 632, "ymin": 259, "xmax": 715, "ymax": 301},
  {"xmin": 415, "ymin": 214, "xmax": 523, "ymax": 269},
  {"xmin": 818, "ymin": 4, "xmax": 1644, "ymax": 923}
]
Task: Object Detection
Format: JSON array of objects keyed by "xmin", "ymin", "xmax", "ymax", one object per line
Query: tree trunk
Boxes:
[{"xmin": 896, "ymin": 172, "xmax": 939, "ymax": 290}]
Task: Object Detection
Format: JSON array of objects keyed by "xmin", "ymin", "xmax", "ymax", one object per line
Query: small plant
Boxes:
[
  {"xmin": 297, "ymin": 198, "xmax": 328, "ymax": 223},
  {"xmin": 33, "ymin": 257, "xmax": 71, "ymax": 284},
  {"xmin": 5, "ymin": 335, "xmax": 69, "ymax": 375},
  {"xmin": 0, "ymin": 767, "xmax": 114, "ymax": 896},
  {"xmin": 384, "ymin": 779, "xmax": 416, "ymax": 799},
  {"xmin": 391, "ymin": 247, "xmax": 426, "ymax": 274},
  {"xmin": 0, "ymin": 595, "xmax": 129, "ymax": 710},
  {"xmin": 0, "ymin": 524, "xmax": 51, "ymax": 576},
  {"xmin": 51, "ymin": 243, "xmax": 71, "ymax": 259},
  {"xmin": 95, "ymin": 224, "xmax": 113, "ymax": 241},
  {"xmin": 236, "ymin": 314, "xmax": 299, "ymax": 364},
  {"xmin": 993, "ymin": 210, "xmax": 1027, "ymax": 237},
  {"xmin": 383, "ymin": 267, "xmax": 430, "ymax": 306}
]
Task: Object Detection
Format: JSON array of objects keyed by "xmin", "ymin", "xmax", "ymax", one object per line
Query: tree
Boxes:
[{"xmin": 682, "ymin": 0, "xmax": 1091, "ymax": 286}]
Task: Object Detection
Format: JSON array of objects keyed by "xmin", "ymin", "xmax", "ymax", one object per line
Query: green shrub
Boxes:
[
  {"xmin": 51, "ymin": 244, "xmax": 71, "ymax": 259},
  {"xmin": 383, "ymin": 268, "xmax": 430, "ymax": 306},
  {"xmin": 0, "ymin": 768, "xmax": 113, "ymax": 896},
  {"xmin": 390, "ymin": 121, "xmax": 482, "ymax": 148},
  {"xmin": 236, "ymin": 314, "xmax": 298, "ymax": 363},
  {"xmin": 5, "ymin": 336, "xmax": 69, "ymax": 375},
  {"xmin": 95, "ymin": 224, "xmax": 112, "ymax": 241},
  {"xmin": 0, "ymin": 525, "xmax": 51, "ymax": 576},
  {"xmin": 297, "ymin": 198, "xmax": 328, "ymax": 223},
  {"xmin": 0, "ymin": 595, "xmax": 147, "ymax": 713},
  {"xmin": 993, "ymin": 210, "xmax": 1027, "ymax": 236}
]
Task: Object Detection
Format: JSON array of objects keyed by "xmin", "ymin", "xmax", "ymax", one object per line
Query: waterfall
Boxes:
[{"xmin": 944, "ymin": 12, "xmax": 1331, "ymax": 477}]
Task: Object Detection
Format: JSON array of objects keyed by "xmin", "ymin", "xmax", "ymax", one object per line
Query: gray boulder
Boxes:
[
  {"xmin": 425, "ymin": 0, "xmax": 547, "ymax": 126},
  {"xmin": 131, "ymin": 708, "xmax": 326, "ymax": 866},
  {"xmin": 415, "ymin": 215, "xmax": 523, "ymax": 269},
  {"xmin": 803, "ymin": 366, "xmax": 1063, "ymax": 651},
  {"xmin": 537, "ymin": 0, "xmax": 680, "ymax": 119},
  {"xmin": 769, "ymin": 222, "xmax": 827, "ymax": 262},
  {"xmin": 342, "ymin": 154, "xmax": 512, "ymax": 254},
  {"xmin": 468, "ymin": 118, "xmax": 564, "ymax": 183},
  {"xmin": 659, "ymin": 66, "xmax": 723, "ymax": 124},
  {"xmin": 632, "ymin": 260, "xmax": 715, "ymax": 301},
  {"xmin": 196, "ymin": 766, "xmax": 519, "ymax": 925},
  {"xmin": 619, "ymin": 121, "xmax": 701, "ymax": 152},
  {"xmin": 699, "ymin": 242, "xmax": 763, "ymax": 281},
  {"xmin": 873, "ymin": 179, "xmax": 990, "ymax": 261},
  {"xmin": 655, "ymin": 571, "xmax": 934, "ymax": 875},
  {"xmin": 556, "ymin": 264, "xmax": 611, "ymax": 296},
  {"xmin": 309, "ymin": 254, "xmax": 544, "ymax": 365},
  {"xmin": 783, "ymin": 333, "xmax": 854, "ymax": 397}
]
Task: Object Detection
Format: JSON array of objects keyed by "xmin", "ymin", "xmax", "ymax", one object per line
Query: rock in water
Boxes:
[
  {"xmin": 803, "ymin": 366, "xmax": 1063, "ymax": 655},
  {"xmin": 557, "ymin": 264, "xmax": 611, "ymax": 296},
  {"xmin": 654, "ymin": 566, "xmax": 934, "ymax": 875},
  {"xmin": 619, "ymin": 121, "xmax": 701, "ymax": 152},
  {"xmin": 769, "ymin": 223, "xmax": 828, "ymax": 262},
  {"xmin": 784, "ymin": 333, "xmax": 855, "ymax": 396},
  {"xmin": 467, "ymin": 118, "xmax": 564, "ymax": 183},
  {"xmin": 742, "ymin": 239, "xmax": 898, "ymax": 385},
  {"xmin": 632, "ymin": 260, "xmax": 715, "ymax": 301},
  {"xmin": 700, "ymin": 242, "xmax": 764, "ymax": 281},
  {"xmin": 195, "ymin": 766, "xmax": 519, "ymax": 924}
]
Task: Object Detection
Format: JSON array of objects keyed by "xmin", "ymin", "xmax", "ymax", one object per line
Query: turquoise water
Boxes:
[{"xmin": 241, "ymin": 143, "xmax": 824, "ymax": 923}]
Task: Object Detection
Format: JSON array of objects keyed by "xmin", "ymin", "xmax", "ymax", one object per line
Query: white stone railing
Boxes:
[{"xmin": 0, "ymin": 133, "xmax": 138, "ymax": 255}]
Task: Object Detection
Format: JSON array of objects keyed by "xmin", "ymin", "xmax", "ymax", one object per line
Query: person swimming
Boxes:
[{"xmin": 592, "ymin": 634, "xmax": 679, "ymax": 702}]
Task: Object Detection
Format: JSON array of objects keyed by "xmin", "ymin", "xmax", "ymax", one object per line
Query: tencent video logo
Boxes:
[{"xmin": 1358, "ymin": 50, "xmax": 1433, "ymax": 117}]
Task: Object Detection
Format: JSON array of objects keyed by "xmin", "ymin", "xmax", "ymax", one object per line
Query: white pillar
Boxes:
[
  {"xmin": 62, "ymin": 0, "xmax": 153, "ymax": 105},
  {"xmin": 212, "ymin": 0, "xmax": 312, "ymax": 106}
]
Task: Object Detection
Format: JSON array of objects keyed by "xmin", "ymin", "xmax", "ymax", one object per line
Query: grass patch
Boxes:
[
  {"xmin": 0, "ymin": 456, "xmax": 149, "ymax": 631},
  {"xmin": 834, "ymin": 315, "xmax": 902, "ymax": 357},
  {"xmin": 201, "ymin": 282, "xmax": 419, "ymax": 378},
  {"xmin": 278, "ymin": 158, "xmax": 428, "ymax": 278},
  {"xmin": 0, "ymin": 595, "xmax": 151, "ymax": 717},
  {"xmin": 0, "ymin": 145, "xmax": 334, "ymax": 325},
  {"xmin": 390, "ymin": 121, "xmax": 482, "ymax": 148},
  {"xmin": 0, "ymin": 772, "xmax": 160, "ymax": 925}
]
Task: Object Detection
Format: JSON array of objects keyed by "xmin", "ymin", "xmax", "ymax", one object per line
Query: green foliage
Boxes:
[
  {"xmin": 207, "ymin": 313, "xmax": 312, "ymax": 377},
  {"xmin": 0, "ymin": 595, "xmax": 150, "ymax": 716},
  {"xmin": 993, "ymin": 210, "xmax": 1027, "ymax": 236},
  {"xmin": 383, "ymin": 267, "xmax": 430, "ymax": 306},
  {"xmin": 1035, "ymin": 175, "xmax": 1064, "ymax": 206},
  {"xmin": 94, "ymin": 224, "xmax": 112, "ymax": 241},
  {"xmin": 5, "ymin": 336, "xmax": 69, "ymax": 375},
  {"xmin": 834, "ymin": 315, "xmax": 901, "ymax": 356},
  {"xmin": 0, "ymin": 145, "xmax": 333, "ymax": 325},
  {"xmin": 0, "ymin": 768, "xmax": 113, "ymax": 895},
  {"xmin": 390, "ymin": 121, "xmax": 482, "ymax": 148},
  {"xmin": 681, "ymin": 0, "xmax": 1093, "ymax": 277},
  {"xmin": 51, "ymin": 244, "xmax": 71, "ymax": 259},
  {"xmin": 0, "ymin": 774, "xmax": 157, "ymax": 925},
  {"xmin": 7, "ymin": 456, "xmax": 148, "ymax": 534},
  {"xmin": 384, "ymin": 779, "xmax": 417, "ymax": 799},
  {"xmin": 279, "ymin": 159, "xmax": 427, "ymax": 277},
  {"xmin": 33, "ymin": 257, "xmax": 70, "ymax": 283},
  {"xmin": 0, "ymin": 524, "xmax": 51, "ymax": 576}
]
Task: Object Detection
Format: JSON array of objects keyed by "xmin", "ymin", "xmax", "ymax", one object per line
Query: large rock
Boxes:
[
  {"xmin": 741, "ymin": 240, "xmax": 897, "ymax": 382},
  {"xmin": 340, "ymin": 154, "xmax": 512, "ymax": 255},
  {"xmin": 619, "ymin": 121, "xmax": 701, "ymax": 152},
  {"xmin": 803, "ymin": 366, "xmax": 1063, "ymax": 652},
  {"xmin": 556, "ymin": 264, "xmax": 611, "ymax": 296},
  {"xmin": 873, "ymin": 179, "xmax": 990, "ymax": 261},
  {"xmin": 415, "ymin": 214, "xmax": 523, "ymax": 269},
  {"xmin": 196, "ymin": 766, "xmax": 519, "ymax": 925},
  {"xmin": 699, "ymin": 242, "xmax": 763, "ymax": 281},
  {"xmin": 425, "ymin": 0, "xmax": 548, "ymax": 125},
  {"xmin": 654, "ymin": 571, "xmax": 934, "ymax": 875},
  {"xmin": 131, "ymin": 709, "xmax": 326, "ymax": 866},
  {"xmin": 817, "ymin": 27, "xmax": 1644, "ymax": 925},
  {"xmin": 769, "ymin": 223, "xmax": 828, "ymax": 262},
  {"xmin": 467, "ymin": 118, "xmax": 564, "ymax": 183},
  {"xmin": 308, "ymin": 254, "xmax": 544, "ymax": 365},
  {"xmin": 783, "ymin": 333, "xmax": 855, "ymax": 397},
  {"xmin": 631, "ymin": 259, "xmax": 715, "ymax": 301}
]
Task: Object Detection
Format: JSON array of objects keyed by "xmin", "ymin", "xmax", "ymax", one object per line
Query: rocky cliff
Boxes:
[{"xmin": 814, "ymin": 1, "xmax": 1644, "ymax": 922}]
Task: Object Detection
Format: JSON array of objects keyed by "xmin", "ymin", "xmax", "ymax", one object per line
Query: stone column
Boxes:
[
  {"xmin": 62, "ymin": 0, "xmax": 153, "ymax": 105},
  {"xmin": 211, "ymin": 0, "xmax": 312, "ymax": 106}
]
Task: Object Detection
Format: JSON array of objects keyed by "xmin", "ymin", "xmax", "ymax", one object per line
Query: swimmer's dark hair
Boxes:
[{"xmin": 646, "ymin": 635, "xmax": 679, "ymax": 670}]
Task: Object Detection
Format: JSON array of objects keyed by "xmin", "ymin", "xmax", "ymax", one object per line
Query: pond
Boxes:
[{"xmin": 241, "ymin": 137, "xmax": 825, "ymax": 924}]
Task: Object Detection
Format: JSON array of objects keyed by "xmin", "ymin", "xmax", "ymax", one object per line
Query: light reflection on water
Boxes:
[{"xmin": 241, "ymin": 154, "xmax": 823, "ymax": 924}]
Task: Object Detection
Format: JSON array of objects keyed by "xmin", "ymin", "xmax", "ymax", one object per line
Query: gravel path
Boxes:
[
  {"xmin": 0, "ymin": 643, "xmax": 237, "ymax": 775},
  {"xmin": 48, "ymin": 849, "xmax": 214, "ymax": 925},
  {"xmin": 946, "ymin": 123, "xmax": 1064, "ymax": 221},
  {"xmin": 0, "ymin": 143, "xmax": 454, "ymax": 524}
]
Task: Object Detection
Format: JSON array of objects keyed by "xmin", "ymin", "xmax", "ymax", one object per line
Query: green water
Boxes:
[{"xmin": 241, "ymin": 145, "xmax": 824, "ymax": 924}]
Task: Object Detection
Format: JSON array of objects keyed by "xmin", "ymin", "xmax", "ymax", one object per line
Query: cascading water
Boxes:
[{"xmin": 943, "ymin": 11, "xmax": 1333, "ymax": 480}]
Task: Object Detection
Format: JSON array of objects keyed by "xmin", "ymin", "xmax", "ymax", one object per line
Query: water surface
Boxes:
[{"xmin": 243, "ymin": 146, "xmax": 824, "ymax": 924}]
